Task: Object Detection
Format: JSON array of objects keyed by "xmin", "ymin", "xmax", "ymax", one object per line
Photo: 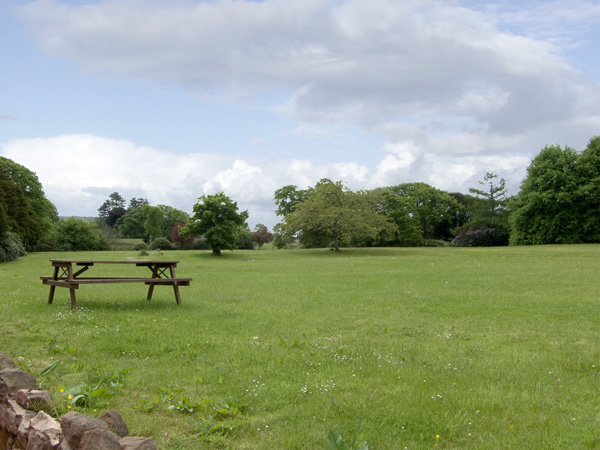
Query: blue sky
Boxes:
[{"xmin": 1, "ymin": 0, "xmax": 599, "ymax": 228}]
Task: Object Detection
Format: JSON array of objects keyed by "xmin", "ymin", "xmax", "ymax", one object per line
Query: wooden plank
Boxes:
[{"xmin": 42, "ymin": 280, "xmax": 79, "ymax": 289}]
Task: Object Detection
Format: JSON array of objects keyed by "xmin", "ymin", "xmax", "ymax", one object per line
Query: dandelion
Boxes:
[
  {"xmin": 67, "ymin": 394, "xmax": 73, "ymax": 400},
  {"xmin": 59, "ymin": 389, "xmax": 64, "ymax": 393}
]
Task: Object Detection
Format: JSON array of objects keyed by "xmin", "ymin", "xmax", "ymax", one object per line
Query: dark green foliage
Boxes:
[
  {"xmin": 453, "ymin": 221, "xmax": 510, "ymax": 247},
  {"xmin": 0, "ymin": 164, "xmax": 43, "ymax": 250},
  {"xmin": 0, "ymin": 232, "xmax": 27, "ymax": 263},
  {"xmin": 0, "ymin": 157, "xmax": 58, "ymax": 230},
  {"xmin": 47, "ymin": 217, "xmax": 110, "ymax": 251},
  {"xmin": 98, "ymin": 192, "xmax": 127, "ymax": 227},
  {"xmin": 184, "ymin": 192, "xmax": 249, "ymax": 255},
  {"xmin": 236, "ymin": 225, "xmax": 255, "ymax": 250},
  {"xmin": 381, "ymin": 182, "xmax": 461, "ymax": 243},
  {"xmin": 576, "ymin": 136, "xmax": 600, "ymax": 242},
  {"xmin": 149, "ymin": 237, "xmax": 173, "ymax": 250},
  {"xmin": 272, "ymin": 233, "xmax": 289, "ymax": 249},
  {"xmin": 509, "ymin": 142, "xmax": 598, "ymax": 245},
  {"xmin": 116, "ymin": 206, "xmax": 147, "ymax": 239}
]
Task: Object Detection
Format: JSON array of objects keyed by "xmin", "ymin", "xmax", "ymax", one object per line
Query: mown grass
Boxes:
[{"xmin": 0, "ymin": 245, "xmax": 599, "ymax": 449}]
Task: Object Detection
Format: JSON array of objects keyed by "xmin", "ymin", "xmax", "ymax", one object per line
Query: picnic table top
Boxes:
[{"xmin": 49, "ymin": 259, "xmax": 180, "ymax": 265}]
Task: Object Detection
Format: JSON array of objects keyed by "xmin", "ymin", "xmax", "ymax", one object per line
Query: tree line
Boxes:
[{"xmin": 1, "ymin": 136, "xmax": 598, "ymax": 261}]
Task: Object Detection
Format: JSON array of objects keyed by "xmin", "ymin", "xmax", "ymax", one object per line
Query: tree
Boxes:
[
  {"xmin": 576, "ymin": 136, "xmax": 600, "ymax": 242},
  {"xmin": 0, "ymin": 157, "xmax": 58, "ymax": 230},
  {"xmin": 116, "ymin": 205, "xmax": 148, "ymax": 239},
  {"xmin": 252, "ymin": 224, "xmax": 273, "ymax": 249},
  {"xmin": 144, "ymin": 206, "xmax": 164, "ymax": 241},
  {"xmin": 469, "ymin": 172, "xmax": 508, "ymax": 219},
  {"xmin": 184, "ymin": 192, "xmax": 249, "ymax": 255},
  {"xmin": 452, "ymin": 173, "xmax": 510, "ymax": 247},
  {"xmin": 382, "ymin": 183, "xmax": 462, "ymax": 242},
  {"xmin": 98, "ymin": 192, "xmax": 127, "ymax": 227},
  {"xmin": 0, "ymin": 164, "xmax": 42, "ymax": 250},
  {"xmin": 509, "ymin": 144, "xmax": 581, "ymax": 245},
  {"xmin": 284, "ymin": 179, "xmax": 395, "ymax": 251},
  {"xmin": 157, "ymin": 205, "xmax": 190, "ymax": 238}
]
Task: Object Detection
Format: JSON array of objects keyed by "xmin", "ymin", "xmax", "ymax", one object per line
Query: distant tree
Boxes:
[
  {"xmin": 184, "ymin": 192, "xmax": 249, "ymax": 255},
  {"xmin": 48, "ymin": 217, "xmax": 110, "ymax": 251},
  {"xmin": 469, "ymin": 172, "xmax": 508, "ymax": 218},
  {"xmin": 284, "ymin": 179, "xmax": 395, "ymax": 251},
  {"xmin": 170, "ymin": 221, "xmax": 194, "ymax": 249},
  {"xmin": 116, "ymin": 205, "xmax": 148, "ymax": 239},
  {"xmin": 144, "ymin": 206, "xmax": 164, "ymax": 241},
  {"xmin": 128, "ymin": 197, "xmax": 149, "ymax": 209},
  {"xmin": 157, "ymin": 205, "xmax": 190, "ymax": 238},
  {"xmin": 252, "ymin": 224, "xmax": 273, "ymax": 249},
  {"xmin": 452, "ymin": 173, "xmax": 510, "ymax": 247},
  {"xmin": 509, "ymin": 144, "xmax": 581, "ymax": 245},
  {"xmin": 237, "ymin": 224, "xmax": 255, "ymax": 250},
  {"xmin": 98, "ymin": 192, "xmax": 127, "ymax": 227},
  {"xmin": 382, "ymin": 183, "xmax": 461, "ymax": 242}
]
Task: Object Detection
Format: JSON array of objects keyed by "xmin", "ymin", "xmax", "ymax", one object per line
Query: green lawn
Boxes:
[{"xmin": 1, "ymin": 245, "xmax": 599, "ymax": 449}]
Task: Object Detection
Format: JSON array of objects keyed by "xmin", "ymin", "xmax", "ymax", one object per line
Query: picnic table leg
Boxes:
[
  {"xmin": 170, "ymin": 265, "xmax": 182, "ymax": 305},
  {"xmin": 147, "ymin": 264, "xmax": 158, "ymax": 301},
  {"xmin": 47, "ymin": 266, "xmax": 59, "ymax": 305},
  {"xmin": 69, "ymin": 287, "xmax": 77, "ymax": 309}
]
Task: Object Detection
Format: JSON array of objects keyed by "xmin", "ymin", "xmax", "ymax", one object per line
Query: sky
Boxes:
[{"xmin": 1, "ymin": 0, "xmax": 599, "ymax": 229}]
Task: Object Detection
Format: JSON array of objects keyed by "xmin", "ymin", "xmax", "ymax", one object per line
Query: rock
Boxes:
[
  {"xmin": 16, "ymin": 389, "xmax": 54, "ymax": 412},
  {"xmin": 79, "ymin": 428, "xmax": 120, "ymax": 450},
  {"xmin": 0, "ymin": 352, "xmax": 17, "ymax": 371},
  {"xmin": 0, "ymin": 399, "xmax": 35, "ymax": 436},
  {"xmin": 60, "ymin": 412, "xmax": 109, "ymax": 449},
  {"xmin": 26, "ymin": 411, "xmax": 62, "ymax": 450},
  {"xmin": 0, "ymin": 369, "xmax": 37, "ymax": 402},
  {"xmin": 118, "ymin": 436, "xmax": 158, "ymax": 450},
  {"xmin": 98, "ymin": 411, "xmax": 129, "ymax": 437}
]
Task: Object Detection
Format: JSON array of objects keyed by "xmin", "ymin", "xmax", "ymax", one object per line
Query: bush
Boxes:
[
  {"xmin": 453, "ymin": 223, "xmax": 509, "ymax": 247},
  {"xmin": 149, "ymin": 238, "xmax": 173, "ymax": 250},
  {"xmin": 0, "ymin": 232, "xmax": 27, "ymax": 262},
  {"xmin": 48, "ymin": 218, "xmax": 110, "ymax": 251}
]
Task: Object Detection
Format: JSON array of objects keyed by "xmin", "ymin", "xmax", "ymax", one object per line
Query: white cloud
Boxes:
[{"xmin": 1, "ymin": 134, "xmax": 534, "ymax": 229}]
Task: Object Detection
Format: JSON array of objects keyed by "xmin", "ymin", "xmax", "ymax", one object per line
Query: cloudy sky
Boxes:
[{"xmin": 1, "ymin": 0, "xmax": 599, "ymax": 228}]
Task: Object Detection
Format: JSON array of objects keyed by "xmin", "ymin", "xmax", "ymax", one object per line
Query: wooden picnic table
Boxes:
[{"xmin": 41, "ymin": 259, "xmax": 192, "ymax": 308}]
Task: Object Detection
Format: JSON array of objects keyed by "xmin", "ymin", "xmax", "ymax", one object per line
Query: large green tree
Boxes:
[
  {"xmin": 576, "ymin": 136, "xmax": 600, "ymax": 242},
  {"xmin": 284, "ymin": 179, "xmax": 395, "ymax": 251},
  {"xmin": 509, "ymin": 144, "xmax": 585, "ymax": 245},
  {"xmin": 0, "ymin": 157, "xmax": 58, "ymax": 230},
  {"xmin": 382, "ymin": 182, "xmax": 462, "ymax": 242},
  {"xmin": 0, "ymin": 164, "xmax": 42, "ymax": 249},
  {"xmin": 184, "ymin": 192, "xmax": 249, "ymax": 255}
]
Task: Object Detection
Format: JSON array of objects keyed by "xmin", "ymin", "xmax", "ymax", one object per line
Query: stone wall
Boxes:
[{"xmin": 0, "ymin": 351, "xmax": 157, "ymax": 450}]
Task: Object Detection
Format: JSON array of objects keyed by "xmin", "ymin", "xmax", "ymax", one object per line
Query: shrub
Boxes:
[
  {"xmin": 0, "ymin": 232, "xmax": 27, "ymax": 262},
  {"xmin": 149, "ymin": 238, "xmax": 173, "ymax": 250},
  {"xmin": 453, "ymin": 222, "xmax": 509, "ymax": 247},
  {"xmin": 48, "ymin": 218, "xmax": 110, "ymax": 251}
]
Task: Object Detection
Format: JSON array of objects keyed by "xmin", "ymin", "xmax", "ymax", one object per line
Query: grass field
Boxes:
[{"xmin": 0, "ymin": 245, "xmax": 599, "ymax": 449}]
